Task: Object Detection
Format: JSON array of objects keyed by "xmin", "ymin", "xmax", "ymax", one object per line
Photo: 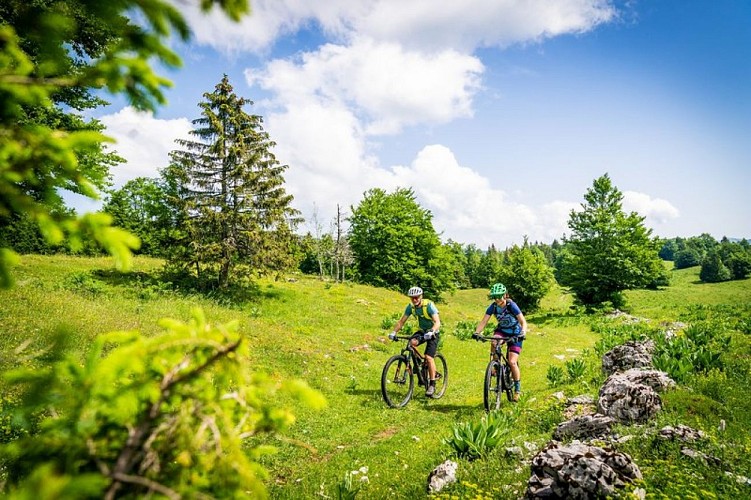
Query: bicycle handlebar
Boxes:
[
  {"xmin": 473, "ymin": 334, "xmax": 526, "ymax": 343},
  {"xmin": 388, "ymin": 332, "xmax": 437, "ymax": 342}
]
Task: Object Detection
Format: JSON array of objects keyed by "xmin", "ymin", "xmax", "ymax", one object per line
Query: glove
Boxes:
[
  {"xmin": 423, "ymin": 331, "xmax": 434, "ymax": 340},
  {"xmin": 388, "ymin": 332, "xmax": 397, "ymax": 341},
  {"xmin": 472, "ymin": 333, "xmax": 480, "ymax": 341}
]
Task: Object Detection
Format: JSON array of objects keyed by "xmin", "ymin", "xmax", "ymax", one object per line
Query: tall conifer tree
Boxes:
[{"xmin": 168, "ymin": 75, "xmax": 299, "ymax": 288}]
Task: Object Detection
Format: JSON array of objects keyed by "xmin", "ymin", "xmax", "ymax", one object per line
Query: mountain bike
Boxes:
[
  {"xmin": 381, "ymin": 333, "xmax": 448, "ymax": 408},
  {"xmin": 473, "ymin": 334, "xmax": 524, "ymax": 411}
]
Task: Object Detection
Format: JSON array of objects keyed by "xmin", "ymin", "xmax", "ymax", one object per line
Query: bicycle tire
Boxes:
[
  {"xmin": 484, "ymin": 360, "xmax": 501, "ymax": 411},
  {"xmin": 501, "ymin": 362, "xmax": 514, "ymax": 402},
  {"xmin": 381, "ymin": 355, "xmax": 414, "ymax": 408},
  {"xmin": 431, "ymin": 353, "xmax": 448, "ymax": 399}
]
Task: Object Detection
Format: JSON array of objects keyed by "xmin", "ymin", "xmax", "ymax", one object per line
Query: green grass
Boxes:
[{"xmin": 1, "ymin": 255, "xmax": 750, "ymax": 498}]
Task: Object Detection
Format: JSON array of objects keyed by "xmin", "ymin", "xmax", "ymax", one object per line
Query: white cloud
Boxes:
[
  {"xmin": 248, "ymin": 39, "xmax": 483, "ymax": 134},
  {"xmin": 387, "ymin": 145, "xmax": 574, "ymax": 248},
  {"xmin": 623, "ymin": 190, "xmax": 680, "ymax": 228},
  {"xmin": 182, "ymin": 0, "xmax": 618, "ymax": 54},
  {"xmin": 351, "ymin": 0, "xmax": 618, "ymax": 52},
  {"xmin": 99, "ymin": 107, "xmax": 193, "ymax": 187}
]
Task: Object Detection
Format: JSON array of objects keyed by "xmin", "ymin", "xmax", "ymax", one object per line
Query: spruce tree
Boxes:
[{"xmin": 168, "ymin": 76, "xmax": 300, "ymax": 288}]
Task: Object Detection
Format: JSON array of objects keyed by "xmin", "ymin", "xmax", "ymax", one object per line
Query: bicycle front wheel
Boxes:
[
  {"xmin": 431, "ymin": 353, "xmax": 448, "ymax": 399},
  {"xmin": 484, "ymin": 360, "xmax": 501, "ymax": 411},
  {"xmin": 501, "ymin": 362, "xmax": 514, "ymax": 402},
  {"xmin": 381, "ymin": 355, "xmax": 414, "ymax": 408}
]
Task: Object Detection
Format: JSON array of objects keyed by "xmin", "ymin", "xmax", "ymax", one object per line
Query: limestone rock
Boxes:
[{"xmin": 526, "ymin": 441, "xmax": 641, "ymax": 499}]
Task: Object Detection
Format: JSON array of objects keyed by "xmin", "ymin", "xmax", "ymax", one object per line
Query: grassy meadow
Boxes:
[{"xmin": 1, "ymin": 255, "xmax": 750, "ymax": 498}]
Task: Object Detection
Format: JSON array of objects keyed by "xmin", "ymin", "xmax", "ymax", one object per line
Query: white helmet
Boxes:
[{"xmin": 407, "ymin": 286, "xmax": 423, "ymax": 297}]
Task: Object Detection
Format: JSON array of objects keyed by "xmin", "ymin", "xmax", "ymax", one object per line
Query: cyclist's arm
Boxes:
[
  {"xmin": 392, "ymin": 314, "xmax": 409, "ymax": 334},
  {"xmin": 474, "ymin": 314, "xmax": 492, "ymax": 335},
  {"xmin": 430, "ymin": 312, "xmax": 441, "ymax": 333},
  {"xmin": 517, "ymin": 311, "xmax": 528, "ymax": 335}
]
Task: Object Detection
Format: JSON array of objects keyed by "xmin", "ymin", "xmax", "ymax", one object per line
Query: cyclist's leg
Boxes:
[
  {"xmin": 490, "ymin": 331, "xmax": 503, "ymax": 373},
  {"xmin": 424, "ymin": 335, "xmax": 439, "ymax": 395},
  {"xmin": 424, "ymin": 335, "xmax": 438, "ymax": 380},
  {"xmin": 507, "ymin": 339, "xmax": 523, "ymax": 399}
]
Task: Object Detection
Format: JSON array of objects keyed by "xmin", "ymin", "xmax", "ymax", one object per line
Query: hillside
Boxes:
[{"xmin": 1, "ymin": 255, "xmax": 750, "ymax": 498}]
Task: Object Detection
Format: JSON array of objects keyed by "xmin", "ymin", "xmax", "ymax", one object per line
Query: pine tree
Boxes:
[{"xmin": 168, "ymin": 75, "xmax": 300, "ymax": 288}]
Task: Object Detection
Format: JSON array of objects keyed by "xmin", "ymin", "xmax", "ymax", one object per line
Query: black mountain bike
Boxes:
[
  {"xmin": 381, "ymin": 333, "xmax": 448, "ymax": 408},
  {"xmin": 473, "ymin": 334, "xmax": 524, "ymax": 411}
]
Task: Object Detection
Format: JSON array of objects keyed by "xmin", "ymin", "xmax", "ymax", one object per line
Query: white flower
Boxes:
[{"xmin": 359, "ymin": 466, "xmax": 369, "ymax": 474}]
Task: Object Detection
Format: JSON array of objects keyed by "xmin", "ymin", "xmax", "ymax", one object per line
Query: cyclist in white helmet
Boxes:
[{"xmin": 389, "ymin": 286, "xmax": 442, "ymax": 397}]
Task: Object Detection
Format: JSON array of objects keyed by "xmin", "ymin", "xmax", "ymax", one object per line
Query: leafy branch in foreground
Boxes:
[{"xmin": 0, "ymin": 308, "xmax": 325, "ymax": 499}]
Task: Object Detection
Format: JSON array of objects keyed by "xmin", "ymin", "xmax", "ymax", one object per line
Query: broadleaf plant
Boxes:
[{"xmin": 0, "ymin": 308, "xmax": 325, "ymax": 498}]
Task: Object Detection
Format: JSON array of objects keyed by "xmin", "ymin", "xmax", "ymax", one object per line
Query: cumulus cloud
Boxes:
[
  {"xmin": 247, "ymin": 38, "xmax": 483, "ymax": 134},
  {"xmin": 623, "ymin": 190, "xmax": 680, "ymax": 228},
  {"xmin": 99, "ymin": 107, "xmax": 193, "ymax": 187},
  {"xmin": 182, "ymin": 0, "xmax": 618, "ymax": 54}
]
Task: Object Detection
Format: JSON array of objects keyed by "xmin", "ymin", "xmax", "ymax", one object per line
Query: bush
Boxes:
[{"xmin": 700, "ymin": 249, "xmax": 732, "ymax": 283}]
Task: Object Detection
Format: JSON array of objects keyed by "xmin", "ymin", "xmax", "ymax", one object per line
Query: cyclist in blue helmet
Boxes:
[
  {"xmin": 389, "ymin": 286, "xmax": 442, "ymax": 397},
  {"xmin": 473, "ymin": 283, "xmax": 527, "ymax": 402}
]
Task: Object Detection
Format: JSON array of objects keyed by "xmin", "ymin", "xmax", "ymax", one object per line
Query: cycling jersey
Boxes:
[
  {"xmin": 485, "ymin": 300, "xmax": 523, "ymax": 336},
  {"xmin": 405, "ymin": 300, "xmax": 439, "ymax": 332}
]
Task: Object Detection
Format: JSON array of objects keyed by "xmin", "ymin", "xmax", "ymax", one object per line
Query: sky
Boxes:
[{"xmin": 79, "ymin": 0, "xmax": 751, "ymax": 249}]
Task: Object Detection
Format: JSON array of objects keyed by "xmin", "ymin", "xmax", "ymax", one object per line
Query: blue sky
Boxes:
[{"xmin": 86, "ymin": 0, "xmax": 751, "ymax": 248}]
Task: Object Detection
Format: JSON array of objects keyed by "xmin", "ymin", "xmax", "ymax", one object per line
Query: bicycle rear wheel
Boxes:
[
  {"xmin": 484, "ymin": 360, "xmax": 501, "ymax": 411},
  {"xmin": 431, "ymin": 353, "xmax": 448, "ymax": 399},
  {"xmin": 381, "ymin": 355, "xmax": 414, "ymax": 408}
]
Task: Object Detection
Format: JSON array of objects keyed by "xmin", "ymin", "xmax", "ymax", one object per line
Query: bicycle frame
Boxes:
[{"xmin": 397, "ymin": 336, "xmax": 428, "ymax": 387}]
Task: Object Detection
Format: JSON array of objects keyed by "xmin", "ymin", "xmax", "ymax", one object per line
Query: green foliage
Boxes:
[
  {"xmin": 0, "ymin": 0, "xmax": 251, "ymax": 287},
  {"xmin": 565, "ymin": 357, "xmax": 586, "ymax": 382},
  {"xmin": 561, "ymin": 174, "xmax": 664, "ymax": 307},
  {"xmin": 102, "ymin": 177, "xmax": 177, "ymax": 257},
  {"xmin": 334, "ymin": 467, "xmax": 369, "ymax": 500},
  {"xmin": 0, "ymin": 308, "xmax": 325, "ymax": 498},
  {"xmin": 546, "ymin": 365, "xmax": 564, "ymax": 387},
  {"xmin": 675, "ymin": 248, "xmax": 702, "ymax": 269},
  {"xmin": 348, "ymin": 187, "xmax": 454, "ymax": 297},
  {"xmin": 699, "ymin": 248, "xmax": 732, "ymax": 283},
  {"xmin": 64, "ymin": 271, "xmax": 108, "ymax": 297},
  {"xmin": 166, "ymin": 76, "xmax": 300, "ymax": 288},
  {"xmin": 380, "ymin": 312, "xmax": 402, "ymax": 330},
  {"xmin": 453, "ymin": 320, "xmax": 476, "ymax": 341},
  {"xmin": 699, "ymin": 240, "xmax": 751, "ymax": 282},
  {"xmin": 443, "ymin": 411, "xmax": 513, "ymax": 460},
  {"xmin": 652, "ymin": 323, "xmax": 727, "ymax": 383},
  {"xmin": 496, "ymin": 240, "xmax": 554, "ymax": 312}
]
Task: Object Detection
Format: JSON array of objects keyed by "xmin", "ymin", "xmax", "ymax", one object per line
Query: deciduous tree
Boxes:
[
  {"xmin": 348, "ymin": 188, "xmax": 454, "ymax": 296},
  {"xmin": 562, "ymin": 174, "xmax": 663, "ymax": 308}
]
